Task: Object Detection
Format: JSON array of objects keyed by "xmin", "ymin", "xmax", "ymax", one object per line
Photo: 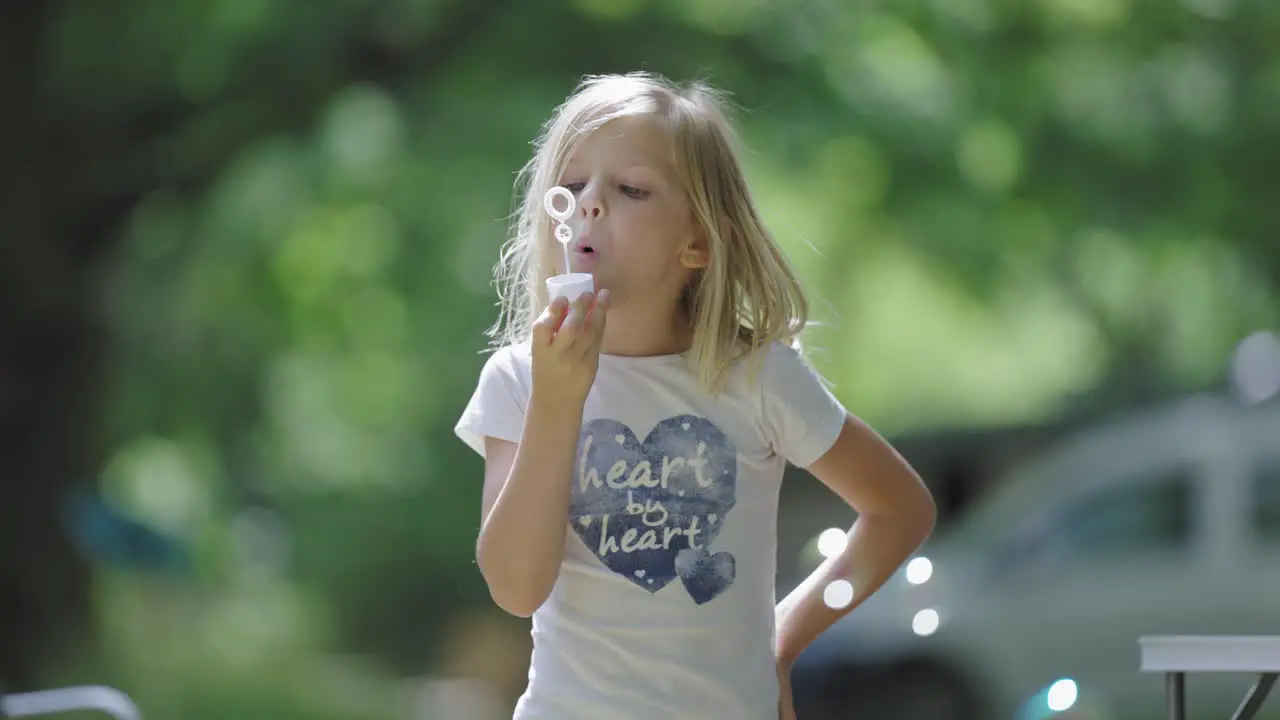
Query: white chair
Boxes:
[
  {"xmin": 1, "ymin": 685, "xmax": 142, "ymax": 719},
  {"xmin": 1140, "ymin": 635, "xmax": 1280, "ymax": 720}
]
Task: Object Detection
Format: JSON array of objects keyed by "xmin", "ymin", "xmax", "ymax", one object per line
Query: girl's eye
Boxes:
[
  {"xmin": 620, "ymin": 185, "xmax": 649, "ymax": 199},
  {"xmin": 564, "ymin": 182, "xmax": 586, "ymax": 193}
]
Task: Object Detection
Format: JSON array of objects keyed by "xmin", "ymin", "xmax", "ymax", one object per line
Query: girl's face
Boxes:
[{"xmin": 557, "ymin": 116, "xmax": 708, "ymax": 310}]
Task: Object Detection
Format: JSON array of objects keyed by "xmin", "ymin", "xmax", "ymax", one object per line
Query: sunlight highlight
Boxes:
[
  {"xmin": 822, "ymin": 580, "xmax": 855, "ymax": 610},
  {"xmin": 816, "ymin": 528, "xmax": 847, "ymax": 558}
]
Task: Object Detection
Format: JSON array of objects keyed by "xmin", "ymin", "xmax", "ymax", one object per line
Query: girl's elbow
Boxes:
[
  {"xmin": 912, "ymin": 488, "xmax": 938, "ymax": 543},
  {"xmin": 488, "ymin": 586, "xmax": 546, "ymax": 619},
  {"xmin": 478, "ymin": 569, "xmax": 548, "ymax": 617},
  {"xmin": 476, "ymin": 552, "xmax": 553, "ymax": 618}
]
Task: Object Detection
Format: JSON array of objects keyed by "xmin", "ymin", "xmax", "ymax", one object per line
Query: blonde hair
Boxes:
[{"xmin": 489, "ymin": 72, "xmax": 809, "ymax": 392}]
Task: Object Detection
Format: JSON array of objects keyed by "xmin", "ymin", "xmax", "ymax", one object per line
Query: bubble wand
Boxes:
[
  {"xmin": 543, "ymin": 186, "xmax": 594, "ymax": 303},
  {"xmin": 545, "ymin": 186, "xmax": 576, "ymax": 277}
]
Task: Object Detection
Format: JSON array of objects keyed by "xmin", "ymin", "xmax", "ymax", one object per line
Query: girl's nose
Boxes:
[{"xmin": 578, "ymin": 184, "xmax": 604, "ymax": 218}]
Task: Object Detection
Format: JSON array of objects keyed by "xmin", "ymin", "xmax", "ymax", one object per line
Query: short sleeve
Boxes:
[
  {"xmin": 760, "ymin": 342, "xmax": 847, "ymax": 468},
  {"xmin": 454, "ymin": 345, "xmax": 530, "ymax": 458}
]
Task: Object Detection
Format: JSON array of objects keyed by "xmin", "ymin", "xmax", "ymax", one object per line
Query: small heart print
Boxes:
[
  {"xmin": 674, "ymin": 548, "xmax": 736, "ymax": 605},
  {"xmin": 634, "ymin": 569, "xmax": 646, "ymax": 578},
  {"xmin": 707, "ymin": 514, "xmax": 717, "ymax": 524},
  {"xmin": 579, "ymin": 516, "xmax": 591, "ymax": 527}
]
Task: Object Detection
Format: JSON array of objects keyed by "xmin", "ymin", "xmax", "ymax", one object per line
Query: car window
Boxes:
[
  {"xmin": 1017, "ymin": 469, "xmax": 1195, "ymax": 567},
  {"xmin": 1253, "ymin": 456, "xmax": 1280, "ymax": 539}
]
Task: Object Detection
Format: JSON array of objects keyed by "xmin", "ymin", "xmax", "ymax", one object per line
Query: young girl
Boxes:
[{"xmin": 456, "ymin": 73, "xmax": 936, "ymax": 720}]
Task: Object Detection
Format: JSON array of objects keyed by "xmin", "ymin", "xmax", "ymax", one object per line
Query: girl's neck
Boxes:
[{"xmin": 599, "ymin": 303, "xmax": 693, "ymax": 358}]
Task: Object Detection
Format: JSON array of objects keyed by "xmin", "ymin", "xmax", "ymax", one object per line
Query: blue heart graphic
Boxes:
[
  {"xmin": 675, "ymin": 548, "xmax": 736, "ymax": 604},
  {"xmin": 570, "ymin": 414, "xmax": 737, "ymax": 601}
]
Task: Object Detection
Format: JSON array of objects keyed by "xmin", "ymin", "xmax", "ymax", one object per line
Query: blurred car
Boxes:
[{"xmin": 790, "ymin": 393, "xmax": 1280, "ymax": 719}]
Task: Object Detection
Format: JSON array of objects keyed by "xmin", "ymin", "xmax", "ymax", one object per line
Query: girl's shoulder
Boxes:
[
  {"xmin": 738, "ymin": 338, "xmax": 838, "ymax": 409},
  {"xmin": 473, "ymin": 342, "xmax": 534, "ymax": 392},
  {"xmin": 482, "ymin": 341, "xmax": 533, "ymax": 371},
  {"xmin": 733, "ymin": 338, "xmax": 816, "ymax": 382},
  {"xmin": 747, "ymin": 339, "xmax": 846, "ymax": 466}
]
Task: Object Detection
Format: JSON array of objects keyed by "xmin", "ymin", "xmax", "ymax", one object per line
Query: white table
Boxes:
[
  {"xmin": 1, "ymin": 685, "xmax": 142, "ymax": 719},
  {"xmin": 1140, "ymin": 636, "xmax": 1280, "ymax": 720}
]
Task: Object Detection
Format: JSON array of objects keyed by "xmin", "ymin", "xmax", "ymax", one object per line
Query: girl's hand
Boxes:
[
  {"xmin": 778, "ymin": 659, "xmax": 797, "ymax": 720},
  {"xmin": 530, "ymin": 290, "xmax": 610, "ymax": 407}
]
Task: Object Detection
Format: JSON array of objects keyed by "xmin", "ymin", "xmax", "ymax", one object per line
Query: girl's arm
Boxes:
[
  {"xmin": 774, "ymin": 413, "xmax": 937, "ymax": 666},
  {"xmin": 476, "ymin": 393, "xmax": 584, "ymax": 618},
  {"xmin": 475, "ymin": 292, "xmax": 607, "ymax": 618}
]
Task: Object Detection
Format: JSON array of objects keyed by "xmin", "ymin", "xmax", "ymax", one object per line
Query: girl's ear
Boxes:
[
  {"xmin": 681, "ymin": 245, "xmax": 710, "ymax": 270},
  {"xmin": 680, "ymin": 222, "xmax": 721, "ymax": 270}
]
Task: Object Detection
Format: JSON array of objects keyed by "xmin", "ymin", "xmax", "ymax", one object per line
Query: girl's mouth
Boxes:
[{"xmin": 571, "ymin": 244, "xmax": 598, "ymax": 270}]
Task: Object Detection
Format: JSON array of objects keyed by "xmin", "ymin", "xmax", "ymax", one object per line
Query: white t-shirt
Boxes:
[{"xmin": 455, "ymin": 341, "xmax": 847, "ymax": 720}]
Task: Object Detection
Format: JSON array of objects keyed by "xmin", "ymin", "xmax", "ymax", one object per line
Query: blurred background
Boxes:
[{"xmin": 3, "ymin": 0, "xmax": 1279, "ymax": 718}]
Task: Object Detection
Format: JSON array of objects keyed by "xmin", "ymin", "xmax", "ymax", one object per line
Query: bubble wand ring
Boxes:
[{"xmin": 544, "ymin": 186, "xmax": 576, "ymax": 275}]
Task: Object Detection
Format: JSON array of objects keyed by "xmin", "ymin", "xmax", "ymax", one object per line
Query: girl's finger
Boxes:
[
  {"xmin": 588, "ymin": 289, "xmax": 610, "ymax": 340},
  {"xmin": 534, "ymin": 299, "xmax": 569, "ymax": 345},
  {"xmin": 548, "ymin": 296, "xmax": 570, "ymax": 333},
  {"xmin": 556, "ymin": 294, "xmax": 591, "ymax": 347}
]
